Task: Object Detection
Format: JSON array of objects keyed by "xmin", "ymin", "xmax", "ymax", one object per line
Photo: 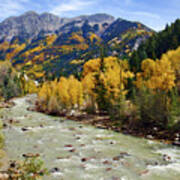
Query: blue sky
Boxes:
[{"xmin": 0, "ymin": 0, "xmax": 179, "ymax": 31}]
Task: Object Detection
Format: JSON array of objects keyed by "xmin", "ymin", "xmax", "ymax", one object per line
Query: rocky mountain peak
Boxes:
[
  {"xmin": 0, "ymin": 11, "xmax": 151, "ymax": 43},
  {"xmin": 22, "ymin": 11, "xmax": 39, "ymax": 16}
]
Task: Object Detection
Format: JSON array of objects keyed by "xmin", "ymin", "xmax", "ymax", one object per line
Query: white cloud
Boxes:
[
  {"xmin": 131, "ymin": 11, "xmax": 160, "ymax": 19},
  {"xmin": 117, "ymin": 9, "xmax": 160, "ymax": 20},
  {"xmin": 0, "ymin": 0, "xmax": 29, "ymax": 20},
  {"xmin": 51, "ymin": 0, "xmax": 95, "ymax": 16}
]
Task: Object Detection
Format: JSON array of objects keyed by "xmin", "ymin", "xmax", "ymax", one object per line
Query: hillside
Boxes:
[
  {"xmin": 129, "ymin": 19, "xmax": 180, "ymax": 71},
  {"xmin": 0, "ymin": 11, "xmax": 153, "ymax": 80}
]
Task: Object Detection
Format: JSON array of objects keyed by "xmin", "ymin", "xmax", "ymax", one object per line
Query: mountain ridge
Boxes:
[
  {"xmin": 0, "ymin": 11, "xmax": 153, "ymax": 42},
  {"xmin": 0, "ymin": 11, "xmax": 116, "ymax": 41},
  {"xmin": 0, "ymin": 11, "xmax": 154, "ymax": 80}
]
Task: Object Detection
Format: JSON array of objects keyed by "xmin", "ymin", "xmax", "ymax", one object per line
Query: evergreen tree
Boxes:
[
  {"xmin": 94, "ymin": 44, "xmax": 109, "ymax": 112},
  {"xmin": 129, "ymin": 18, "xmax": 180, "ymax": 72}
]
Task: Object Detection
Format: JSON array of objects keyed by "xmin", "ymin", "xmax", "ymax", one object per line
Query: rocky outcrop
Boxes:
[{"xmin": 0, "ymin": 12, "xmax": 115, "ymax": 41}]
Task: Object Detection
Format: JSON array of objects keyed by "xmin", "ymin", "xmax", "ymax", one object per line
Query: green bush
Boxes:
[
  {"xmin": 0, "ymin": 61, "xmax": 22, "ymax": 100},
  {"xmin": 108, "ymin": 97, "xmax": 127, "ymax": 122},
  {"xmin": 7, "ymin": 155, "xmax": 48, "ymax": 180},
  {"xmin": 133, "ymin": 88, "xmax": 171, "ymax": 129},
  {"xmin": 168, "ymin": 88, "xmax": 180, "ymax": 129}
]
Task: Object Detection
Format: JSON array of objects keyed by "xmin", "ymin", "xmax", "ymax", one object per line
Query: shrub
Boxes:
[
  {"xmin": 168, "ymin": 88, "xmax": 180, "ymax": 129},
  {"xmin": 108, "ymin": 96, "xmax": 137, "ymax": 128},
  {"xmin": 133, "ymin": 88, "xmax": 172, "ymax": 129},
  {"xmin": 0, "ymin": 61, "xmax": 22, "ymax": 100},
  {"xmin": 7, "ymin": 155, "xmax": 48, "ymax": 180}
]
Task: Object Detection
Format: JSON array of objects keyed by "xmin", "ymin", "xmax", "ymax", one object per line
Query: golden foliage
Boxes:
[
  {"xmin": 135, "ymin": 57, "xmax": 176, "ymax": 91},
  {"xmin": 38, "ymin": 75, "xmax": 84, "ymax": 112},
  {"xmin": 161, "ymin": 47, "xmax": 180, "ymax": 77},
  {"xmin": 27, "ymin": 44, "xmax": 45, "ymax": 55},
  {"xmin": 23, "ymin": 63, "xmax": 45, "ymax": 80},
  {"xmin": 46, "ymin": 34, "xmax": 57, "ymax": 46},
  {"xmin": 82, "ymin": 73, "xmax": 96, "ymax": 97},
  {"xmin": 59, "ymin": 76, "xmax": 84, "ymax": 107},
  {"xmin": 36, "ymin": 47, "xmax": 180, "ymax": 114},
  {"xmin": 61, "ymin": 45, "xmax": 74, "ymax": 52},
  {"xmin": 70, "ymin": 59, "xmax": 84, "ymax": 65},
  {"xmin": 6, "ymin": 43, "xmax": 26, "ymax": 60},
  {"xmin": 70, "ymin": 33, "xmax": 85, "ymax": 43},
  {"xmin": 135, "ymin": 46, "xmax": 180, "ymax": 92},
  {"xmin": 19, "ymin": 74, "xmax": 39, "ymax": 95},
  {"xmin": 82, "ymin": 57, "xmax": 134, "ymax": 103},
  {"xmin": 89, "ymin": 33, "xmax": 101, "ymax": 43},
  {"xmin": 82, "ymin": 58, "xmax": 100, "ymax": 77}
]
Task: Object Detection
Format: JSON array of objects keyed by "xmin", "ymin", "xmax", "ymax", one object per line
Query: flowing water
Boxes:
[{"xmin": 0, "ymin": 95, "xmax": 180, "ymax": 180}]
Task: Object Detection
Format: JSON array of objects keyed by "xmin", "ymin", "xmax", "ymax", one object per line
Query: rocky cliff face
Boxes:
[
  {"xmin": 0, "ymin": 11, "xmax": 68, "ymax": 41},
  {"xmin": 0, "ymin": 11, "xmax": 115, "ymax": 41}
]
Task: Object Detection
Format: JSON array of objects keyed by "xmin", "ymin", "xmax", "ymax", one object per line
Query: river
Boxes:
[{"xmin": 0, "ymin": 95, "xmax": 180, "ymax": 180}]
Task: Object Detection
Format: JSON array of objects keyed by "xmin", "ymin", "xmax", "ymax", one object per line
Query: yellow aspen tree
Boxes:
[
  {"xmin": 161, "ymin": 47, "xmax": 180, "ymax": 90},
  {"xmin": 68, "ymin": 75, "xmax": 83, "ymax": 108},
  {"xmin": 58, "ymin": 77, "xmax": 70, "ymax": 108},
  {"xmin": 135, "ymin": 58, "xmax": 176, "ymax": 92},
  {"xmin": 82, "ymin": 57, "xmax": 134, "ymax": 104}
]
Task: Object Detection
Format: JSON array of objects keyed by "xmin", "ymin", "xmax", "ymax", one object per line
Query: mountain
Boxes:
[
  {"xmin": 0, "ymin": 11, "xmax": 67, "ymax": 41},
  {"xmin": 0, "ymin": 11, "xmax": 153, "ymax": 80},
  {"xmin": 102, "ymin": 18, "xmax": 151, "ymax": 41},
  {"xmin": 0, "ymin": 11, "xmax": 114, "ymax": 41}
]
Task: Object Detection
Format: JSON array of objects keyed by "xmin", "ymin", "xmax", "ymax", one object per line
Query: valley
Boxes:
[{"xmin": 0, "ymin": 7, "xmax": 179, "ymax": 180}]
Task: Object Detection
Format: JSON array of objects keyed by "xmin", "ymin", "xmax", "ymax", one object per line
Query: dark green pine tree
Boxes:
[
  {"xmin": 139, "ymin": 45, "xmax": 148, "ymax": 61},
  {"xmin": 93, "ymin": 44, "xmax": 109, "ymax": 112},
  {"xmin": 171, "ymin": 35, "xmax": 179, "ymax": 49},
  {"xmin": 129, "ymin": 18, "xmax": 180, "ymax": 72},
  {"xmin": 147, "ymin": 36, "xmax": 157, "ymax": 59},
  {"xmin": 129, "ymin": 51, "xmax": 141, "ymax": 72}
]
